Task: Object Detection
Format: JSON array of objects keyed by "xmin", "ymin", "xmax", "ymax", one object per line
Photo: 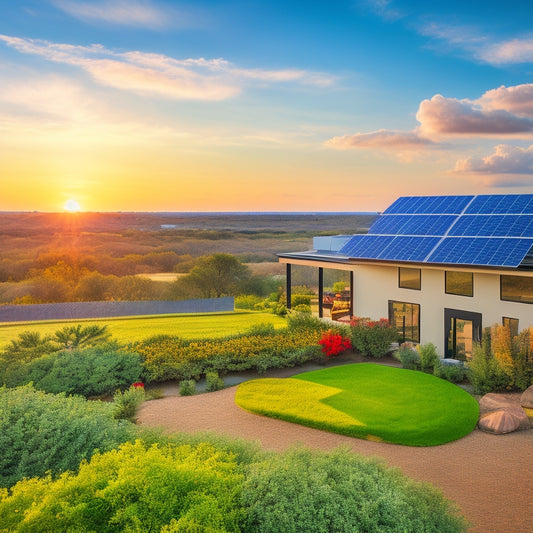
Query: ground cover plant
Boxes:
[
  {"xmin": 235, "ymin": 364, "xmax": 479, "ymax": 446},
  {"xmin": 0, "ymin": 311, "xmax": 286, "ymax": 348}
]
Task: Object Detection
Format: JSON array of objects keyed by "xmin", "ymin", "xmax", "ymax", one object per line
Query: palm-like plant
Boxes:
[{"xmin": 53, "ymin": 324, "xmax": 111, "ymax": 349}]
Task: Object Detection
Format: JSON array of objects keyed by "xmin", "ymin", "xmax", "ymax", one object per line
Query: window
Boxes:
[
  {"xmin": 398, "ymin": 267, "xmax": 421, "ymax": 290},
  {"xmin": 502, "ymin": 317, "xmax": 519, "ymax": 338},
  {"xmin": 445, "ymin": 271, "xmax": 473, "ymax": 297},
  {"xmin": 388, "ymin": 300, "xmax": 420, "ymax": 343},
  {"xmin": 501, "ymin": 275, "xmax": 533, "ymax": 304}
]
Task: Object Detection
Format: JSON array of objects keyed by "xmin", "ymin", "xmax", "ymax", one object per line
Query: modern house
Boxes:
[{"xmin": 279, "ymin": 194, "xmax": 533, "ymax": 359}]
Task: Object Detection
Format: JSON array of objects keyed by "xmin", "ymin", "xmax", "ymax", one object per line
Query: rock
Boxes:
[
  {"xmin": 520, "ymin": 385, "xmax": 533, "ymax": 409},
  {"xmin": 478, "ymin": 410, "xmax": 521, "ymax": 434},
  {"xmin": 479, "ymin": 393, "xmax": 530, "ymax": 430}
]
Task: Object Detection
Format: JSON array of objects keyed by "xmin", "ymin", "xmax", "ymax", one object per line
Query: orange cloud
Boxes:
[{"xmin": 325, "ymin": 129, "xmax": 434, "ymax": 150}]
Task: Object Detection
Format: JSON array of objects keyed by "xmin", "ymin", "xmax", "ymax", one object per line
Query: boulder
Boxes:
[
  {"xmin": 479, "ymin": 393, "xmax": 530, "ymax": 430},
  {"xmin": 478, "ymin": 410, "xmax": 521, "ymax": 434},
  {"xmin": 520, "ymin": 385, "xmax": 533, "ymax": 409}
]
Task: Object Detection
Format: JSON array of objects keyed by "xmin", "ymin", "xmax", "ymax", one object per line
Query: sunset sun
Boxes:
[{"xmin": 64, "ymin": 199, "xmax": 81, "ymax": 212}]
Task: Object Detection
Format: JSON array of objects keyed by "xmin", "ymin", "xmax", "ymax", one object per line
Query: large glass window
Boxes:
[
  {"xmin": 501, "ymin": 275, "xmax": 533, "ymax": 304},
  {"xmin": 445, "ymin": 271, "xmax": 473, "ymax": 297},
  {"xmin": 388, "ymin": 300, "xmax": 420, "ymax": 343},
  {"xmin": 398, "ymin": 267, "xmax": 421, "ymax": 290}
]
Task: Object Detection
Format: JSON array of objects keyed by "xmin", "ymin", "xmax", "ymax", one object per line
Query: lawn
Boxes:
[
  {"xmin": 0, "ymin": 311, "xmax": 287, "ymax": 347},
  {"xmin": 235, "ymin": 363, "xmax": 479, "ymax": 446}
]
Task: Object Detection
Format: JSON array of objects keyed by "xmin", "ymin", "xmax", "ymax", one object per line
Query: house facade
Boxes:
[{"xmin": 279, "ymin": 194, "xmax": 533, "ymax": 359}]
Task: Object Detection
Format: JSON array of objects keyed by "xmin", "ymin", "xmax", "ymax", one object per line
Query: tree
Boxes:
[{"xmin": 179, "ymin": 254, "xmax": 251, "ymax": 298}]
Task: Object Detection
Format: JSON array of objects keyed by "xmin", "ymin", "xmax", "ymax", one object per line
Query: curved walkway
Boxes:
[{"xmin": 138, "ymin": 369, "xmax": 532, "ymax": 533}]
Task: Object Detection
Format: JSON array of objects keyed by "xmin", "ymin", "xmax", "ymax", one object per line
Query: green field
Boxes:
[
  {"xmin": 0, "ymin": 311, "xmax": 287, "ymax": 347},
  {"xmin": 235, "ymin": 363, "xmax": 479, "ymax": 446}
]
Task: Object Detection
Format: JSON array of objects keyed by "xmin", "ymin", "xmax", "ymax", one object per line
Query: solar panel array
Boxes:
[{"xmin": 339, "ymin": 194, "xmax": 533, "ymax": 268}]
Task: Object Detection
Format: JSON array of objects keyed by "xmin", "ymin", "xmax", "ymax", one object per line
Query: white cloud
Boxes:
[
  {"xmin": 0, "ymin": 35, "xmax": 335, "ymax": 101},
  {"xmin": 454, "ymin": 144, "xmax": 533, "ymax": 176},
  {"xmin": 325, "ymin": 129, "xmax": 434, "ymax": 150},
  {"xmin": 52, "ymin": 0, "xmax": 175, "ymax": 29},
  {"xmin": 419, "ymin": 22, "xmax": 533, "ymax": 66},
  {"xmin": 417, "ymin": 94, "xmax": 533, "ymax": 136},
  {"xmin": 477, "ymin": 84, "xmax": 533, "ymax": 118}
]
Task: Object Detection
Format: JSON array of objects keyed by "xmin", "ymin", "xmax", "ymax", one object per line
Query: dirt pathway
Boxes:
[{"xmin": 139, "ymin": 372, "xmax": 532, "ymax": 533}]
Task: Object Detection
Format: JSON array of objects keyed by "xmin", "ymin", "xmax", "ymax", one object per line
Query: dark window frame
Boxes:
[
  {"xmin": 500, "ymin": 275, "xmax": 533, "ymax": 304},
  {"xmin": 388, "ymin": 300, "xmax": 421, "ymax": 344},
  {"xmin": 398, "ymin": 267, "xmax": 421, "ymax": 291},
  {"xmin": 445, "ymin": 271, "xmax": 474, "ymax": 297}
]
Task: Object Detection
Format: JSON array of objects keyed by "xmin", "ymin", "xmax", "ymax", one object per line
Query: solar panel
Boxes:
[
  {"xmin": 338, "ymin": 194, "xmax": 533, "ymax": 268},
  {"xmin": 427, "ymin": 238, "xmax": 533, "ymax": 267},
  {"xmin": 449, "ymin": 215, "xmax": 533, "ymax": 238},
  {"xmin": 368, "ymin": 215, "xmax": 458, "ymax": 236},
  {"xmin": 383, "ymin": 195, "xmax": 473, "ymax": 215},
  {"xmin": 465, "ymin": 194, "xmax": 533, "ymax": 214}
]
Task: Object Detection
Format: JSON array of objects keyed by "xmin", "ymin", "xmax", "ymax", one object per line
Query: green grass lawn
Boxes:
[
  {"xmin": 235, "ymin": 363, "xmax": 479, "ymax": 446},
  {"xmin": 0, "ymin": 311, "xmax": 286, "ymax": 347}
]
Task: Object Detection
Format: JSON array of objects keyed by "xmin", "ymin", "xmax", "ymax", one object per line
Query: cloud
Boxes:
[
  {"xmin": 359, "ymin": 0, "xmax": 403, "ymax": 21},
  {"xmin": 454, "ymin": 144, "xmax": 533, "ymax": 176},
  {"xmin": 0, "ymin": 35, "xmax": 334, "ymax": 101},
  {"xmin": 325, "ymin": 129, "xmax": 434, "ymax": 150},
  {"xmin": 417, "ymin": 94, "xmax": 533, "ymax": 135},
  {"xmin": 51, "ymin": 0, "xmax": 175, "ymax": 29},
  {"xmin": 419, "ymin": 22, "xmax": 533, "ymax": 66},
  {"xmin": 477, "ymin": 84, "xmax": 533, "ymax": 118}
]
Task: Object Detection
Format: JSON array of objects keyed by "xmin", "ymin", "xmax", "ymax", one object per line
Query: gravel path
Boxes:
[{"xmin": 138, "ymin": 364, "xmax": 532, "ymax": 533}]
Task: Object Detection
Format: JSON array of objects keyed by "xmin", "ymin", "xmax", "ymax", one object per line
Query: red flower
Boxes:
[
  {"xmin": 132, "ymin": 382, "xmax": 144, "ymax": 388},
  {"xmin": 319, "ymin": 330, "xmax": 352, "ymax": 357}
]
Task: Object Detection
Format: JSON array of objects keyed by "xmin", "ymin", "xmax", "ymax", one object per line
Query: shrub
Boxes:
[
  {"xmin": 434, "ymin": 361, "xmax": 468, "ymax": 383},
  {"xmin": 179, "ymin": 379, "xmax": 196, "ymax": 396},
  {"xmin": 244, "ymin": 322, "xmax": 276, "ymax": 336},
  {"xmin": 318, "ymin": 329, "xmax": 352, "ymax": 357},
  {"xmin": 395, "ymin": 342, "xmax": 420, "ymax": 370},
  {"xmin": 235, "ymin": 294, "xmax": 264, "ymax": 310},
  {"xmin": 241, "ymin": 446, "xmax": 468, "ymax": 533},
  {"xmin": 205, "ymin": 371, "xmax": 225, "ymax": 392},
  {"xmin": 291, "ymin": 294, "xmax": 312, "ymax": 307},
  {"xmin": 0, "ymin": 440, "xmax": 244, "ymax": 533},
  {"xmin": 418, "ymin": 342, "xmax": 439, "ymax": 373},
  {"xmin": 20, "ymin": 344, "xmax": 143, "ymax": 398},
  {"xmin": 113, "ymin": 385, "xmax": 146, "ymax": 422},
  {"xmin": 0, "ymin": 384, "xmax": 134, "ymax": 488},
  {"xmin": 350, "ymin": 317, "xmax": 398, "ymax": 358},
  {"xmin": 292, "ymin": 303, "xmax": 312, "ymax": 314},
  {"xmin": 286, "ymin": 310, "xmax": 326, "ymax": 333}
]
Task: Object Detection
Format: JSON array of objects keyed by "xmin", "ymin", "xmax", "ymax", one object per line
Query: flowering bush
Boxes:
[
  {"xmin": 132, "ymin": 381, "xmax": 144, "ymax": 388},
  {"xmin": 319, "ymin": 330, "xmax": 352, "ymax": 357},
  {"xmin": 350, "ymin": 317, "xmax": 398, "ymax": 358}
]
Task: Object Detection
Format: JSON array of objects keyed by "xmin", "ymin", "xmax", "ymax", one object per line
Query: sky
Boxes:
[{"xmin": 0, "ymin": 0, "xmax": 532, "ymax": 212}]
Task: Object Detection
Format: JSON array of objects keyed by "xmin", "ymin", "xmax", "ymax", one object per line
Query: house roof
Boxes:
[{"xmin": 280, "ymin": 194, "xmax": 533, "ymax": 270}]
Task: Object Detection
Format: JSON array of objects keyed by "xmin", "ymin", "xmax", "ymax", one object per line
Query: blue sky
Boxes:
[{"xmin": 0, "ymin": 0, "xmax": 532, "ymax": 212}]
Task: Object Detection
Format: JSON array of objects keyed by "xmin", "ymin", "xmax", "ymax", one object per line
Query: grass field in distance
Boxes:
[{"xmin": 0, "ymin": 311, "xmax": 287, "ymax": 347}]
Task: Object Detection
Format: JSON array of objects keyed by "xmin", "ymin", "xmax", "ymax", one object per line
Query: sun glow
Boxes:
[{"xmin": 64, "ymin": 199, "xmax": 81, "ymax": 212}]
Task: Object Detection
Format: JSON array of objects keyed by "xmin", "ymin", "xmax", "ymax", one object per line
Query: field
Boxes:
[
  {"xmin": 235, "ymin": 363, "xmax": 480, "ymax": 446},
  {"xmin": 0, "ymin": 311, "xmax": 287, "ymax": 347}
]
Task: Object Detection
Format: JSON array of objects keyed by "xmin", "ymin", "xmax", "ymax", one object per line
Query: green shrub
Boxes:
[
  {"xmin": 394, "ymin": 343, "xmax": 420, "ymax": 369},
  {"xmin": 0, "ymin": 440, "xmax": 244, "ymax": 533},
  {"xmin": 179, "ymin": 379, "xmax": 196, "ymax": 396},
  {"xmin": 244, "ymin": 322, "xmax": 277, "ymax": 336},
  {"xmin": 205, "ymin": 371, "xmax": 225, "ymax": 392},
  {"xmin": 235, "ymin": 294, "xmax": 264, "ymax": 310},
  {"xmin": 113, "ymin": 385, "xmax": 146, "ymax": 421},
  {"xmin": 467, "ymin": 330, "xmax": 509, "ymax": 394},
  {"xmin": 291, "ymin": 294, "xmax": 312, "ymax": 307},
  {"xmin": 286, "ymin": 310, "xmax": 326, "ymax": 332},
  {"xmin": 241, "ymin": 446, "xmax": 468, "ymax": 533},
  {"xmin": 418, "ymin": 342, "xmax": 439, "ymax": 373},
  {"xmin": 0, "ymin": 384, "xmax": 134, "ymax": 488},
  {"xmin": 19, "ymin": 344, "xmax": 143, "ymax": 397},
  {"xmin": 350, "ymin": 317, "xmax": 398, "ymax": 358},
  {"xmin": 434, "ymin": 361, "xmax": 468, "ymax": 383}
]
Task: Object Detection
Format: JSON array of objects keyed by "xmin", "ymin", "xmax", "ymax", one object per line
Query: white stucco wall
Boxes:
[{"xmin": 352, "ymin": 264, "xmax": 533, "ymax": 357}]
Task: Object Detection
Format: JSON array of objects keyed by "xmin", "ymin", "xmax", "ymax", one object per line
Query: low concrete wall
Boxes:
[{"xmin": 0, "ymin": 297, "xmax": 234, "ymax": 323}]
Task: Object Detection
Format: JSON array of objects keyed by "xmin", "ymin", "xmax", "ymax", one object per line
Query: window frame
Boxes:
[
  {"xmin": 502, "ymin": 317, "xmax": 519, "ymax": 338},
  {"xmin": 388, "ymin": 300, "xmax": 421, "ymax": 344},
  {"xmin": 398, "ymin": 267, "xmax": 421, "ymax": 291},
  {"xmin": 445, "ymin": 271, "xmax": 474, "ymax": 298},
  {"xmin": 500, "ymin": 275, "xmax": 533, "ymax": 304}
]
